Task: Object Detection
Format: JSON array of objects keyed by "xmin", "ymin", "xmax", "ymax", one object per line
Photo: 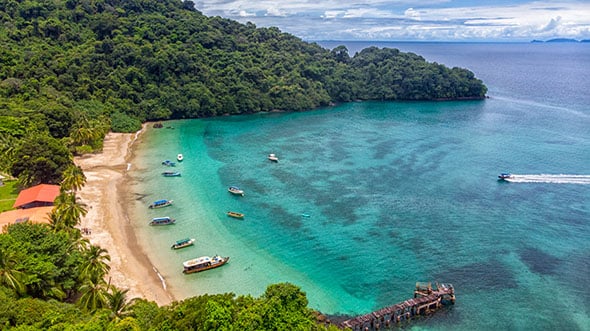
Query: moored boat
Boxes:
[
  {"xmin": 268, "ymin": 153, "xmax": 279, "ymax": 162},
  {"xmin": 162, "ymin": 171, "xmax": 181, "ymax": 177},
  {"xmin": 498, "ymin": 173, "xmax": 513, "ymax": 180},
  {"xmin": 183, "ymin": 255, "xmax": 229, "ymax": 274},
  {"xmin": 226, "ymin": 211, "xmax": 244, "ymax": 219},
  {"xmin": 149, "ymin": 199, "xmax": 173, "ymax": 209},
  {"xmin": 149, "ymin": 216, "xmax": 175, "ymax": 226},
  {"xmin": 228, "ymin": 186, "xmax": 244, "ymax": 196},
  {"xmin": 171, "ymin": 238, "xmax": 195, "ymax": 249},
  {"xmin": 177, "ymin": 153, "xmax": 184, "ymax": 162},
  {"xmin": 162, "ymin": 160, "xmax": 176, "ymax": 167}
]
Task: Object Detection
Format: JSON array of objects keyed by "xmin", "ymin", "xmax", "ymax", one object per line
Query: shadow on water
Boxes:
[{"xmin": 519, "ymin": 247, "xmax": 562, "ymax": 276}]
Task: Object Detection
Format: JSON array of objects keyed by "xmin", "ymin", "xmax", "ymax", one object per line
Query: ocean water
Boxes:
[{"xmin": 129, "ymin": 43, "xmax": 590, "ymax": 330}]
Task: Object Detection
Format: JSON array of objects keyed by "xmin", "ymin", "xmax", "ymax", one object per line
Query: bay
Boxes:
[{"xmin": 129, "ymin": 42, "xmax": 590, "ymax": 330}]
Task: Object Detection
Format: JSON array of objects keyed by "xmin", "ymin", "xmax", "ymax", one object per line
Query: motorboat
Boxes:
[
  {"xmin": 183, "ymin": 255, "xmax": 229, "ymax": 274},
  {"xmin": 149, "ymin": 216, "xmax": 176, "ymax": 226},
  {"xmin": 268, "ymin": 153, "xmax": 279, "ymax": 162},
  {"xmin": 171, "ymin": 238, "xmax": 195, "ymax": 249},
  {"xmin": 162, "ymin": 171, "xmax": 181, "ymax": 177},
  {"xmin": 177, "ymin": 154, "xmax": 184, "ymax": 162},
  {"xmin": 498, "ymin": 173, "xmax": 513, "ymax": 180},
  {"xmin": 226, "ymin": 211, "xmax": 244, "ymax": 219},
  {"xmin": 161, "ymin": 160, "xmax": 176, "ymax": 167},
  {"xmin": 228, "ymin": 186, "xmax": 244, "ymax": 196},
  {"xmin": 149, "ymin": 199, "xmax": 173, "ymax": 209}
]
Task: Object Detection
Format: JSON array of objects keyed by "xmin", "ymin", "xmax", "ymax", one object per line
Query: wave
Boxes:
[{"xmin": 504, "ymin": 174, "xmax": 590, "ymax": 184}]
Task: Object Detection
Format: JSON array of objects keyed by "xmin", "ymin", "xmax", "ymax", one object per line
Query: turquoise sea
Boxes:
[{"xmin": 129, "ymin": 42, "xmax": 590, "ymax": 330}]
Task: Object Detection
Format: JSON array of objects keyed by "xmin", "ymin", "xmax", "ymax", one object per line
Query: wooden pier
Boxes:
[{"xmin": 338, "ymin": 282, "xmax": 455, "ymax": 330}]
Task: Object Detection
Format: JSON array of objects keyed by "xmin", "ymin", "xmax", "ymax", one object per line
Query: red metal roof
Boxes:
[{"xmin": 13, "ymin": 184, "xmax": 61, "ymax": 209}]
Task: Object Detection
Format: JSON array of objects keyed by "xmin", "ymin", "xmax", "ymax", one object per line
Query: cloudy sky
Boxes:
[{"xmin": 192, "ymin": 0, "xmax": 590, "ymax": 41}]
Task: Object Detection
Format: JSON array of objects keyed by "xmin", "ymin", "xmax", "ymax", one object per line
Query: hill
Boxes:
[{"xmin": 0, "ymin": 0, "xmax": 487, "ymax": 132}]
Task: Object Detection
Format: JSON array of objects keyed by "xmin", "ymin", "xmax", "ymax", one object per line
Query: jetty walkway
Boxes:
[{"xmin": 339, "ymin": 282, "xmax": 455, "ymax": 330}]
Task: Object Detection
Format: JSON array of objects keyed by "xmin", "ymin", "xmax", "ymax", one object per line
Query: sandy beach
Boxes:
[{"xmin": 75, "ymin": 126, "xmax": 173, "ymax": 306}]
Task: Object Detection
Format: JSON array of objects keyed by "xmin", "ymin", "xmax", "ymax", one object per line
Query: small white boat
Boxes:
[
  {"xmin": 268, "ymin": 153, "xmax": 279, "ymax": 162},
  {"xmin": 177, "ymin": 154, "xmax": 184, "ymax": 162},
  {"xmin": 498, "ymin": 173, "xmax": 513, "ymax": 180},
  {"xmin": 228, "ymin": 186, "xmax": 244, "ymax": 196},
  {"xmin": 171, "ymin": 238, "xmax": 195, "ymax": 249}
]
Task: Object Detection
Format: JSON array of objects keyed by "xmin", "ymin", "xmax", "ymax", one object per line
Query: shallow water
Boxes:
[{"xmin": 130, "ymin": 43, "xmax": 590, "ymax": 330}]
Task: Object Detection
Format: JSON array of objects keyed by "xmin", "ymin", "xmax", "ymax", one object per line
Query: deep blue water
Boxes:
[{"xmin": 132, "ymin": 43, "xmax": 590, "ymax": 330}]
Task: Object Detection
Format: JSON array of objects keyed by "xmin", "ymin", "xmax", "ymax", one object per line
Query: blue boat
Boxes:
[
  {"xmin": 149, "ymin": 216, "xmax": 175, "ymax": 226},
  {"xmin": 149, "ymin": 199, "xmax": 173, "ymax": 209},
  {"xmin": 162, "ymin": 160, "xmax": 176, "ymax": 167},
  {"xmin": 162, "ymin": 171, "xmax": 181, "ymax": 177}
]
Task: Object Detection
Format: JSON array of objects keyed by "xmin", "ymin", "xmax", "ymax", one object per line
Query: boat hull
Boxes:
[
  {"xmin": 149, "ymin": 217, "xmax": 175, "ymax": 226},
  {"xmin": 149, "ymin": 200, "xmax": 173, "ymax": 209},
  {"xmin": 171, "ymin": 238, "xmax": 195, "ymax": 249},
  {"xmin": 226, "ymin": 211, "xmax": 244, "ymax": 219},
  {"xmin": 183, "ymin": 256, "xmax": 229, "ymax": 274},
  {"xmin": 228, "ymin": 187, "xmax": 244, "ymax": 196}
]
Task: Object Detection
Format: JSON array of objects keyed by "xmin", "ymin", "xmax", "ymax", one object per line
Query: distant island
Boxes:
[{"xmin": 531, "ymin": 38, "xmax": 588, "ymax": 43}]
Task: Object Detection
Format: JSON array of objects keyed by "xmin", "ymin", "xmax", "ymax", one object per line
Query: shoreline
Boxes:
[{"xmin": 75, "ymin": 124, "xmax": 174, "ymax": 306}]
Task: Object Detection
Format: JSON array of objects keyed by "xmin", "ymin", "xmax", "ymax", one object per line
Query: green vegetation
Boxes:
[
  {"xmin": 0, "ymin": 0, "xmax": 488, "ymax": 328},
  {"xmin": 0, "ymin": 180, "xmax": 18, "ymax": 212},
  {"xmin": 0, "ymin": 0, "xmax": 486, "ymax": 189}
]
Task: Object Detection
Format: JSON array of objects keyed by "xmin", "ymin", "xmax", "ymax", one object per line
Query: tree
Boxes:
[
  {"xmin": 106, "ymin": 287, "xmax": 136, "ymax": 321},
  {"xmin": 61, "ymin": 164, "xmax": 87, "ymax": 192},
  {"xmin": 0, "ymin": 249, "xmax": 26, "ymax": 295},
  {"xmin": 79, "ymin": 245, "xmax": 111, "ymax": 283},
  {"xmin": 78, "ymin": 277, "xmax": 110, "ymax": 312},
  {"xmin": 53, "ymin": 192, "xmax": 87, "ymax": 229},
  {"xmin": 11, "ymin": 134, "xmax": 74, "ymax": 186}
]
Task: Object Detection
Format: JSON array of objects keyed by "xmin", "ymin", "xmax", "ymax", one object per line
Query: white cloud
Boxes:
[
  {"xmin": 404, "ymin": 8, "xmax": 421, "ymax": 21},
  {"xmin": 238, "ymin": 10, "xmax": 255, "ymax": 17},
  {"xmin": 265, "ymin": 7, "xmax": 287, "ymax": 17},
  {"xmin": 193, "ymin": 1, "xmax": 590, "ymax": 41}
]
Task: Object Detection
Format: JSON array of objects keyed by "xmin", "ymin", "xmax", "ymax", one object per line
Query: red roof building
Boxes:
[{"xmin": 13, "ymin": 184, "xmax": 61, "ymax": 209}]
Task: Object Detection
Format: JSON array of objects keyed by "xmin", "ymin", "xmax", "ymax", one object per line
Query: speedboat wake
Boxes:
[{"xmin": 503, "ymin": 174, "xmax": 590, "ymax": 184}]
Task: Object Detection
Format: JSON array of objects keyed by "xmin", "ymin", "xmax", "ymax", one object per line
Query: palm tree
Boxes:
[
  {"xmin": 106, "ymin": 286, "xmax": 137, "ymax": 320},
  {"xmin": 79, "ymin": 245, "xmax": 111, "ymax": 283},
  {"xmin": 0, "ymin": 134, "xmax": 18, "ymax": 173},
  {"xmin": 53, "ymin": 192, "xmax": 87, "ymax": 228},
  {"xmin": 78, "ymin": 277, "xmax": 109, "ymax": 312},
  {"xmin": 48, "ymin": 209, "xmax": 66, "ymax": 232},
  {"xmin": 0, "ymin": 249, "xmax": 26, "ymax": 295},
  {"xmin": 61, "ymin": 165, "xmax": 86, "ymax": 192}
]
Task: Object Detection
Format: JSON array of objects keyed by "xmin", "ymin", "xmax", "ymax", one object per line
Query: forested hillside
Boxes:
[{"xmin": 0, "ymin": 0, "xmax": 486, "ymax": 125}]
